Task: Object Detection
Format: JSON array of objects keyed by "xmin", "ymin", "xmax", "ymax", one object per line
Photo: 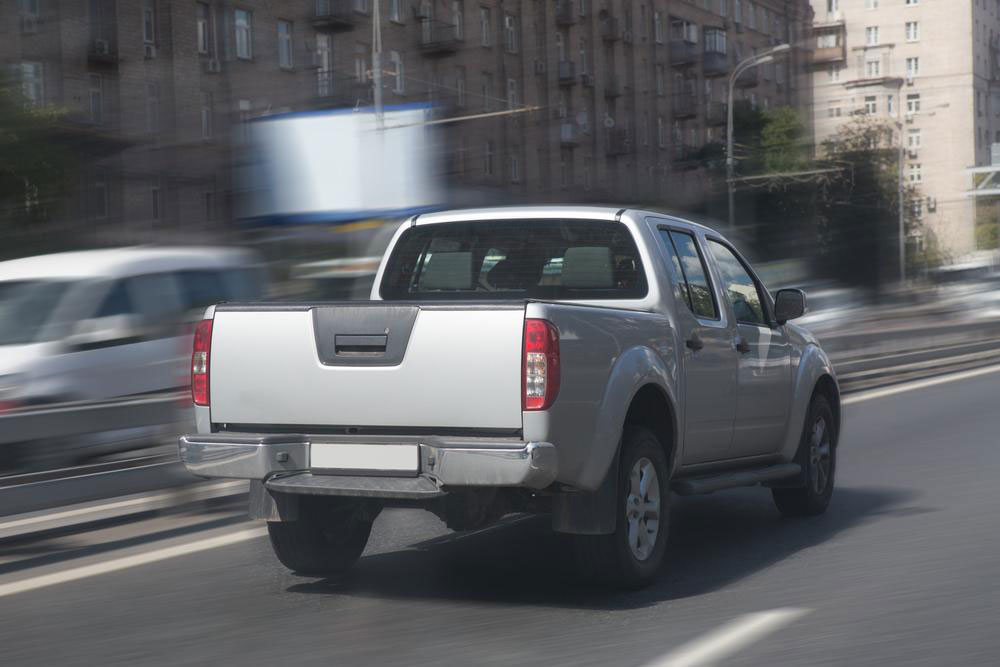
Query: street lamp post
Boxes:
[{"xmin": 726, "ymin": 43, "xmax": 791, "ymax": 232}]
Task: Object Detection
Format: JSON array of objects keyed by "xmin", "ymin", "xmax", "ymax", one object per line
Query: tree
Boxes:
[{"xmin": 0, "ymin": 76, "xmax": 77, "ymax": 227}]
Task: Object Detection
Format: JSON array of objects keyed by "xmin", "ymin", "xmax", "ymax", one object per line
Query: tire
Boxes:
[
  {"xmin": 772, "ymin": 393, "xmax": 837, "ymax": 517},
  {"xmin": 573, "ymin": 426, "xmax": 671, "ymax": 590},
  {"xmin": 267, "ymin": 496, "xmax": 378, "ymax": 576}
]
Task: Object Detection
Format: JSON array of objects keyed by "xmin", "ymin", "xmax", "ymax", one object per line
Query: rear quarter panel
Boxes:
[{"xmin": 523, "ymin": 302, "xmax": 680, "ymax": 490}]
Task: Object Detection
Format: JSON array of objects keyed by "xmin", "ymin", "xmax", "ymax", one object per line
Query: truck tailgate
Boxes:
[{"xmin": 208, "ymin": 304, "xmax": 525, "ymax": 430}]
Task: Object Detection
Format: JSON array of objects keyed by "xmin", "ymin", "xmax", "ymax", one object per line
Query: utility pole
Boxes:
[
  {"xmin": 727, "ymin": 44, "xmax": 790, "ymax": 232},
  {"xmin": 372, "ymin": 0, "xmax": 384, "ymax": 129}
]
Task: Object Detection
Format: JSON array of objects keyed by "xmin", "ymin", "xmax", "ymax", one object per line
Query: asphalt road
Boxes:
[{"xmin": 2, "ymin": 367, "xmax": 999, "ymax": 666}]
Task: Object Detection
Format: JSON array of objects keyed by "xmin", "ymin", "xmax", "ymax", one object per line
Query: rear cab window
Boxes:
[{"xmin": 380, "ymin": 219, "xmax": 648, "ymax": 301}]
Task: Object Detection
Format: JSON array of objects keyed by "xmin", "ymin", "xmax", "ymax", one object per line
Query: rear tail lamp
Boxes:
[
  {"xmin": 523, "ymin": 318, "xmax": 560, "ymax": 411},
  {"xmin": 191, "ymin": 319, "xmax": 213, "ymax": 406}
]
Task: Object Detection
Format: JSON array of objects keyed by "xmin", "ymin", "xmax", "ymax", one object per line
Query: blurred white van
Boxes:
[{"xmin": 0, "ymin": 247, "xmax": 264, "ymax": 410}]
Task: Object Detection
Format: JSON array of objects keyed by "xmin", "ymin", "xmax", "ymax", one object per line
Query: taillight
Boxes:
[
  {"xmin": 523, "ymin": 318, "xmax": 560, "ymax": 411},
  {"xmin": 191, "ymin": 319, "xmax": 213, "ymax": 406}
]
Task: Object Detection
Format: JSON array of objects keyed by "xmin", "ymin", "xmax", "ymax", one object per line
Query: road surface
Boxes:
[{"xmin": 1, "ymin": 366, "xmax": 998, "ymax": 666}]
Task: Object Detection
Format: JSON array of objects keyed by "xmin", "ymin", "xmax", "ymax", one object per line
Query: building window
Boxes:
[
  {"xmin": 238, "ymin": 99, "xmax": 251, "ymax": 143},
  {"xmin": 506, "ymin": 78, "xmax": 518, "ymax": 109},
  {"xmin": 864, "ymin": 95, "xmax": 877, "ymax": 114},
  {"xmin": 452, "ymin": 1, "xmax": 464, "ymax": 39},
  {"xmin": 905, "ymin": 0, "xmax": 918, "ymax": 5},
  {"xmin": 503, "ymin": 13, "xmax": 518, "ymax": 53},
  {"xmin": 908, "ymin": 129, "xmax": 921, "ymax": 148},
  {"xmin": 390, "ymin": 0, "xmax": 402, "ymax": 22},
  {"xmin": 390, "ymin": 50, "xmax": 404, "ymax": 94},
  {"xmin": 654, "ymin": 11, "xmax": 663, "ymax": 43},
  {"xmin": 143, "ymin": 0, "xmax": 156, "ymax": 44},
  {"xmin": 887, "ymin": 94, "xmax": 895, "ymax": 116},
  {"xmin": 480, "ymin": 7, "xmax": 491, "ymax": 47},
  {"xmin": 828, "ymin": 101, "xmax": 842, "ymax": 118},
  {"xmin": 865, "ymin": 58, "xmax": 881, "ymax": 78},
  {"xmin": 655, "ymin": 64, "xmax": 664, "ymax": 96},
  {"xmin": 704, "ymin": 28, "xmax": 726, "ymax": 54},
  {"xmin": 151, "ymin": 182, "xmax": 161, "ymax": 220},
  {"xmin": 657, "ymin": 116, "xmax": 665, "ymax": 148},
  {"xmin": 277, "ymin": 20, "xmax": 293, "ymax": 68},
  {"xmin": 907, "ymin": 93, "xmax": 920, "ymax": 113},
  {"xmin": 906, "ymin": 57, "xmax": 919, "ymax": 78},
  {"xmin": 909, "ymin": 163, "xmax": 922, "ymax": 183},
  {"xmin": 316, "ymin": 34, "xmax": 333, "ymax": 95},
  {"xmin": 88, "ymin": 74, "xmax": 103, "ymax": 125},
  {"xmin": 905, "ymin": 21, "xmax": 919, "ymax": 42},
  {"xmin": 734, "ymin": 0, "xmax": 743, "ymax": 24},
  {"xmin": 353, "ymin": 0, "xmax": 369, "ymax": 13},
  {"xmin": 865, "ymin": 0, "xmax": 878, "ymax": 9},
  {"xmin": 456, "ymin": 66, "xmax": 466, "ymax": 107},
  {"xmin": 201, "ymin": 91, "xmax": 213, "ymax": 139},
  {"xmin": 235, "ymin": 9, "xmax": 252, "ymax": 59},
  {"xmin": 484, "ymin": 140, "xmax": 495, "ymax": 176},
  {"xmin": 482, "ymin": 72, "xmax": 493, "ymax": 110},
  {"xmin": 197, "ymin": 3, "xmax": 212, "ymax": 54},
  {"xmin": 579, "ymin": 37, "xmax": 589, "ymax": 73},
  {"xmin": 865, "ymin": 26, "xmax": 879, "ymax": 46},
  {"xmin": 145, "ymin": 82, "xmax": 160, "ymax": 133},
  {"xmin": 509, "ymin": 149, "xmax": 520, "ymax": 183},
  {"xmin": 19, "ymin": 62, "xmax": 43, "ymax": 106}
]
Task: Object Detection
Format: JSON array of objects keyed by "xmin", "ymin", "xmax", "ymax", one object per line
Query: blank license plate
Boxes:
[{"xmin": 310, "ymin": 443, "xmax": 419, "ymax": 474}]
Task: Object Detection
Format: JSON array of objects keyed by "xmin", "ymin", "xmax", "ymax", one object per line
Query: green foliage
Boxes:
[{"xmin": 0, "ymin": 77, "xmax": 76, "ymax": 225}]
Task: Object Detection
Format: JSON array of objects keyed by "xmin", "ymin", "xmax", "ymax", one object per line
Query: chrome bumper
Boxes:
[{"xmin": 178, "ymin": 433, "xmax": 558, "ymax": 491}]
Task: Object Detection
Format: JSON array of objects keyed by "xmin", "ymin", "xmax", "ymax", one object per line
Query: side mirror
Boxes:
[
  {"xmin": 774, "ymin": 288, "xmax": 806, "ymax": 325},
  {"xmin": 63, "ymin": 315, "xmax": 142, "ymax": 352}
]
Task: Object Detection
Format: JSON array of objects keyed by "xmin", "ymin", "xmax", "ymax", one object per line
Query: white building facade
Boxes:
[{"xmin": 810, "ymin": 0, "xmax": 1000, "ymax": 257}]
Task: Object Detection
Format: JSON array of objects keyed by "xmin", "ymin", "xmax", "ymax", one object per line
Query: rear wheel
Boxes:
[
  {"xmin": 772, "ymin": 394, "xmax": 837, "ymax": 517},
  {"xmin": 267, "ymin": 496, "xmax": 378, "ymax": 576},
  {"xmin": 573, "ymin": 426, "xmax": 670, "ymax": 589}
]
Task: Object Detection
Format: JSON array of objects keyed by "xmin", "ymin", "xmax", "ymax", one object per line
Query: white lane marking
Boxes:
[
  {"xmin": 642, "ymin": 607, "xmax": 812, "ymax": 667},
  {"xmin": 0, "ymin": 526, "xmax": 267, "ymax": 598},
  {"xmin": 843, "ymin": 363, "xmax": 1000, "ymax": 405},
  {"xmin": 0, "ymin": 480, "xmax": 247, "ymax": 536}
]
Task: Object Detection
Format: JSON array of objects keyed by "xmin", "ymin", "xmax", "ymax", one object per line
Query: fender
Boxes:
[
  {"xmin": 577, "ymin": 344, "xmax": 680, "ymax": 491},
  {"xmin": 779, "ymin": 327, "xmax": 838, "ymax": 462}
]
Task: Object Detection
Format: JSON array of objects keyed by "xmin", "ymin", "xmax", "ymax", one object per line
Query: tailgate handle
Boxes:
[{"xmin": 334, "ymin": 334, "xmax": 388, "ymax": 354}]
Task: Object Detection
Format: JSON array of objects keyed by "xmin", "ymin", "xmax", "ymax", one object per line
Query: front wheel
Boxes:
[
  {"xmin": 573, "ymin": 426, "xmax": 670, "ymax": 589},
  {"xmin": 772, "ymin": 394, "xmax": 837, "ymax": 517},
  {"xmin": 267, "ymin": 496, "xmax": 378, "ymax": 576}
]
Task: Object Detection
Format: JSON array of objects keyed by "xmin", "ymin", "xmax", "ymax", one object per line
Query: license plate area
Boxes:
[{"xmin": 310, "ymin": 443, "xmax": 420, "ymax": 477}]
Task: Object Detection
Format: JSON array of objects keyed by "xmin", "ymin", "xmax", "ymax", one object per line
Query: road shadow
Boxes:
[{"xmin": 288, "ymin": 486, "xmax": 921, "ymax": 610}]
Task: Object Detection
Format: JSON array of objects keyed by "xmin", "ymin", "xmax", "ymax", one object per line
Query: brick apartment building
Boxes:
[{"xmin": 3, "ymin": 0, "xmax": 814, "ymax": 246}]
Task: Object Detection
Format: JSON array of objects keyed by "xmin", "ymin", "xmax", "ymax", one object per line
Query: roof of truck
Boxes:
[
  {"xmin": 410, "ymin": 205, "xmax": 717, "ymax": 235},
  {"xmin": 0, "ymin": 246, "xmax": 255, "ymax": 282}
]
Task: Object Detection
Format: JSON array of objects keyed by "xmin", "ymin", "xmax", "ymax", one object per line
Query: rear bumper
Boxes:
[{"xmin": 178, "ymin": 432, "xmax": 558, "ymax": 492}]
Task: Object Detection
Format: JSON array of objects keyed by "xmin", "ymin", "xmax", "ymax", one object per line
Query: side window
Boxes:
[
  {"xmin": 176, "ymin": 270, "xmax": 227, "ymax": 312},
  {"xmin": 667, "ymin": 231, "xmax": 718, "ymax": 320},
  {"xmin": 707, "ymin": 240, "xmax": 767, "ymax": 326},
  {"xmin": 657, "ymin": 229, "xmax": 693, "ymax": 310},
  {"xmin": 96, "ymin": 280, "xmax": 136, "ymax": 318}
]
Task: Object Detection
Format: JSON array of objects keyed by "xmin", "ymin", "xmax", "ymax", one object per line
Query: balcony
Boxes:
[
  {"xmin": 316, "ymin": 70, "xmax": 371, "ymax": 107},
  {"xmin": 706, "ymin": 101, "xmax": 728, "ymax": 126},
  {"xmin": 600, "ymin": 17, "xmax": 620, "ymax": 42},
  {"xmin": 558, "ymin": 60, "xmax": 577, "ymax": 85},
  {"xmin": 670, "ymin": 40, "xmax": 699, "ymax": 67},
  {"xmin": 87, "ymin": 38, "xmax": 119, "ymax": 66},
  {"xmin": 312, "ymin": 0, "xmax": 355, "ymax": 32},
  {"xmin": 555, "ymin": 1, "xmax": 575, "ymax": 26},
  {"xmin": 559, "ymin": 122, "xmax": 580, "ymax": 146},
  {"xmin": 703, "ymin": 50, "xmax": 729, "ymax": 76},
  {"xmin": 419, "ymin": 21, "xmax": 462, "ymax": 55},
  {"xmin": 604, "ymin": 76, "xmax": 622, "ymax": 98},
  {"xmin": 606, "ymin": 128, "xmax": 632, "ymax": 156},
  {"xmin": 734, "ymin": 68, "xmax": 759, "ymax": 88},
  {"xmin": 673, "ymin": 93, "xmax": 697, "ymax": 118},
  {"xmin": 812, "ymin": 45, "xmax": 846, "ymax": 65}
]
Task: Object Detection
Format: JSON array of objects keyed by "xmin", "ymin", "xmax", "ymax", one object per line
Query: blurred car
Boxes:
[
  {"xmin": 0, "ymin": 246, "xmax": 264, "ymax": 411},
  {"xmin": 0, "ymin": 246, "xmax": 266, "ymax": 470}
]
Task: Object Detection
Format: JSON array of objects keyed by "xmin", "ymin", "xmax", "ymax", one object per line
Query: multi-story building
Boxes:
[
  {"xmin": 810, "ymin": 0, "xmax": 1000, "ymax": 257},
  {"xmin": 2, "ymin": 0, "xmax": 813, "ymax": 249}
]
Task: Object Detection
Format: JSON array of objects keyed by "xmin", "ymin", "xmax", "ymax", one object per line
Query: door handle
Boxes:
[
  {"xmin": 734, "ymin": 337, "xmax": 751, "ymax": 354},
  {"xmin": 685, "ymin": 335, "xmax": 704, "ymax": 351}
]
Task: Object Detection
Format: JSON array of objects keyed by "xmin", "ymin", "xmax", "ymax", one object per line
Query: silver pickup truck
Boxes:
[{"xmin": 180, "ymin": 206, "xmax": 840, "ymax": 588}]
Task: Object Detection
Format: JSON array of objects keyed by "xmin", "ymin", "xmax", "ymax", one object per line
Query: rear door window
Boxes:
[
  {"xmin": 662, "ymin": 230, "xmax": 718, "ymax": 320},
  {"xmin": 381, "ymin": 220, "xmax": 648, "ymax": 300},
  {"xmin": 96, "ymin": 280, "xmax": 137, "ymax": 317}
]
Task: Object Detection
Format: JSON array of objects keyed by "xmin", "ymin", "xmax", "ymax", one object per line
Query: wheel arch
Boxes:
[{"xmin": 622, "ymin": 383, "xmax": 678, "ymax": 473}]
